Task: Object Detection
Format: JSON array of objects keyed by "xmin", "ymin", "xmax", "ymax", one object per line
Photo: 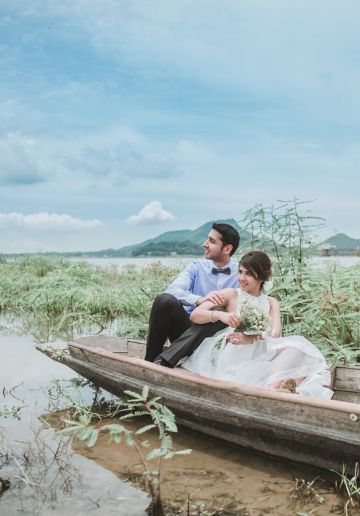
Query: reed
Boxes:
[
  {"xmin": 272, "ymin": 262, "xmax": 360, "ymax": 366},
  {"xmin": 0, "ymin": 256, "xmax": 177, "ymax": 341},
  {"xmin": 0, "ymin": 251, "xmax": 359, "ymax": 365}
]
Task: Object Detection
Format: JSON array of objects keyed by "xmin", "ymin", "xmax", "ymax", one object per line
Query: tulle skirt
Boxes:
[{"xmin": 182, "ymin": 328, "xmax": 333, "ymax": 399}]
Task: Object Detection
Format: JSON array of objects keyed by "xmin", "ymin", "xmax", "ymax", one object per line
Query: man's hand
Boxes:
[{"xmin": 196, "ymin": 291, "xmax": 226, "ymax": 307}]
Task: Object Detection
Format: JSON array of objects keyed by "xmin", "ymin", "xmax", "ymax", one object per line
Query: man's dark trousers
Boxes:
[{"xmin": 144, "ymin": 293, "xmax": 226, "ymax": 367}]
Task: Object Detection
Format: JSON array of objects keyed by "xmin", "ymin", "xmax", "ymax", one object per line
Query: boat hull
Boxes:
[{"xmin": 39, "ymin": 337, "xmax": 360, "ymax": 472}]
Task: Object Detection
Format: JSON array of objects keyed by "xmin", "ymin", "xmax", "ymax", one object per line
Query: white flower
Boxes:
[
  {"xmin": 263, "ymin": 279, "xmax": 274, "ymax": 292},
  {"xmin": 237, "ymin": 299, "xmax": 272, "ymax": 335}
]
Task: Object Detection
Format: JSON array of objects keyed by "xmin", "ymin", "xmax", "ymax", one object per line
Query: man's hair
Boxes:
[{"xmin": 212, "ymin": 222, "xmax": 240, "ymax": 256}]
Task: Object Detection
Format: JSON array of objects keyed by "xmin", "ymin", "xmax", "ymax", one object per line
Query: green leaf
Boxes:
[
  {"xmin": 174, "ymin": 449, "xmax": 192, "ymax": 456},
  {"xmin": 79, "ymin": 414, "xmax": 91, "ymax": 426},
  {"xmin": 135, "ymin": 424, "xmax": 156, "ymax": 435},
  {"xmin": 124, "ymin": 433, "xmax": 135, "ymax": 447},
  {"xmin": 142, "ymin": 385, "xmax": 149, "ymax": 400},
  {"xmin": 86, "ymin": 429, "xmax": 99, "ymax": 447},
  {"xmin": 146, "ymin": 448, "xmax": 163, "ymax": 460},
  {"xmin": 79, "ymin": 427, "xmax": 93, "ymax": 441},
  {"xmin": 124, "ymin": 390, "xmax": 144, "ymax": 400},
  {"xmin": 103, "ymin": 423, "xmax": 128, "ymax": 433}
]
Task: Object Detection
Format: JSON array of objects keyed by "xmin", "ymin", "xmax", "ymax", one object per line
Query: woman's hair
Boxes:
[{"xmin": 239, "ymin": 251, "xmax": 272, "ymax": 289}]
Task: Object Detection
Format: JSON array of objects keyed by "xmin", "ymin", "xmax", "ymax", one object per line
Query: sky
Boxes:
[{"xmin": 1, "ymin": 0, "xmax": 359, "ymax": 253}]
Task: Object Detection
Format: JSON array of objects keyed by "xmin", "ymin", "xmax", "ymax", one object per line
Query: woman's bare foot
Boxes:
[
  {"xmin": 279, "ymin": 379, "xmax": 297, "ymax": 393},
  {"xmin": 267, "ymin": 376, "xmax": 306, "ymax": 393}
]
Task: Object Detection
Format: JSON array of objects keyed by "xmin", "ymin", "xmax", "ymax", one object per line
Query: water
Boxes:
[
  {"xmin": 72, "ymin": 255, "xmax": 359, "ymax": 272},
  {"xmin": 0, "ymin": 330, "xmax": 345, "ymax": 515},
  {"xmin": 0, "ymin": 332, "xmax": 149, "ymax": 515}
]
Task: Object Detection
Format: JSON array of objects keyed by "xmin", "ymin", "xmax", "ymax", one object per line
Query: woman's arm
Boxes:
[
  {"xmin": 268, "ymin": 296, "xmax": 282, "ymax": 337},
  {"xmin": 189, "ymin": 288, "xmax": 240, "ymax": 328}
]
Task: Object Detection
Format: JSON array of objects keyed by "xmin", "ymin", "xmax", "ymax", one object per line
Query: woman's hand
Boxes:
[
  {"xmin": 218, "ymin": 311, "xmax": 240, "ymax": 328},
  {"xmin": 227, "ymin": 332, "xmax": 256, "ymax": 345}
]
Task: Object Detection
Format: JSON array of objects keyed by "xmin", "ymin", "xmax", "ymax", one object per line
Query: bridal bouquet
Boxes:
[
  {"xmin": 212, "ymin": 299, "xmax": 271, "ymax": 353},
  {"xmin": 235, "ymin": 299, "xmax": 272, "ymax": 336}
]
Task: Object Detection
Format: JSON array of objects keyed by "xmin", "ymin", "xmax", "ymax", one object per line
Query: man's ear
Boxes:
[{"xmin": 224, "ymin": 244, "xmax": 233, "ymax": 256}]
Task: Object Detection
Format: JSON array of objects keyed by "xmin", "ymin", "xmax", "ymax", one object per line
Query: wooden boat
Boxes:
[{"xmin": 38, "ymin": 335, "xmax": 360, "ymax": 471}]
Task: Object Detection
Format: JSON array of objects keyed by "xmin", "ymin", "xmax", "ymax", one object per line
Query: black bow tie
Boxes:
[{"xmin": 212, "ymin": 267, "xmax": 231, "ymax": 275}]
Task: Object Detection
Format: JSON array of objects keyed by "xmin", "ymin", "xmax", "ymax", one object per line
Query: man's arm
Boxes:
[{"xmin": 165, "ymin": 261, "xmax": 199, "ymax": 307}]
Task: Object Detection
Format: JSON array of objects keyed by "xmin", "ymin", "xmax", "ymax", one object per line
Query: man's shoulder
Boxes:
[
  {"xmin": 183, "ymin": 258, "xmax": 211, "ymax": 275},
  {"xmin": 188, "ymin": 258, "xmax": 212, "ymax": 270},
  {"xmin": 190, "ymin": 258, "xmax": 208, "ymax": 265}
]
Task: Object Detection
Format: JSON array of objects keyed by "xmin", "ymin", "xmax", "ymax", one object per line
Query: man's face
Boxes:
[{"xmin": 203, "ymin": 229, "xmax": 229, "ymax": 261}]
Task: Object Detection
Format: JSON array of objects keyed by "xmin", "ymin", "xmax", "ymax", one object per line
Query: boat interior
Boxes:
[{"xmin": 72, "ymin": 335, "xmax": 360, "ymax": 404}]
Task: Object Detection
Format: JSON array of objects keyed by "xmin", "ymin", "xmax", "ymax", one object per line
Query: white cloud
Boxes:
[
  {"xmin": 126, "ymin": 201, "xmax": 175, "ymax": 225},
  {"xmin": 0, "ymin": 212, "xmax": 102, "ymax": 230}
]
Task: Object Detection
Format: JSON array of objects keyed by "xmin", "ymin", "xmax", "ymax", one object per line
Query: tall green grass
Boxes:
[
  {"xmin": 0, "ymin": 256, "xmax": 176, "ymax": 341},
  {"xmin": 272, "ymin": 262, "xmax": 360, "ymax": 366},
  {"xmin": 0, "ymin": 254, "xmax": 359, "ymax": 365}
]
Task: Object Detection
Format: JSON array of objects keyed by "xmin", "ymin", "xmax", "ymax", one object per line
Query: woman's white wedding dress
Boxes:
[{"xmin": 182, "ymin": 290, "xmax": 333, "ymax": 399}]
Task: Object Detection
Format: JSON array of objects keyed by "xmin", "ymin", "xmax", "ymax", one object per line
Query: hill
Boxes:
[
  {"xmin": 320, "ymin": 233, "xmax": 360, "ymax": 251},
  {"xmin": 112, "ymin": 219, "xmax": 251, "ymax": 257},
  {"xmin": 74, "ymin": 219, "xmax": 250, "ymax": 257}
]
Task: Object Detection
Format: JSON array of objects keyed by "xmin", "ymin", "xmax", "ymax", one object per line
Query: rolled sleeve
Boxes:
[{"xmin": 165, "ymin": 262, "xmax": 200, "ymax": 307}]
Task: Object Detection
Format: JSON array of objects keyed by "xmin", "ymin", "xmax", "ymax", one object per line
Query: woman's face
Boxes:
[{"xmin": 238, "ymin": 265, "xmax": 262, "ymax": 295}]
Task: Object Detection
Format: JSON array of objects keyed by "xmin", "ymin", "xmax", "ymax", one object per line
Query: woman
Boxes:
[{"xmin": 182, "ymin": 251, "xmax": 333, "ymax": 399}]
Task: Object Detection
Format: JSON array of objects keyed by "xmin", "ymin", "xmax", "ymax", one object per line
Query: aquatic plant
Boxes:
[
  {"xmin": 332, "ymin": 463, "xmax": 360, "ymax": 516},
  {"xmin": 240, "ymin": 198, "xmax": 325, "ymax": 281},
  {"xmin": 61, "ymin": 385, "xmax": 191, "ymax": 516}
]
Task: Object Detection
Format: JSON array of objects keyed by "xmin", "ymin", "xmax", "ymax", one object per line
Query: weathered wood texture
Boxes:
[
  {"xmin": 333, "ymin": 365, "xmax": 360, "ymax": 392},
  {"xmin": 37, "ymin": 335, "xmax": 360, "ymax": 471},
  {"xmin": 73, "ymin": 336, "xmax": 360, "ymax": 401}
]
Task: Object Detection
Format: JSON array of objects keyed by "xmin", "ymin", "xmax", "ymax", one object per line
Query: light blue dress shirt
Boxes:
[{"xmin": 165, "ymin": 258, "xmax": 240, "ymax": 313}]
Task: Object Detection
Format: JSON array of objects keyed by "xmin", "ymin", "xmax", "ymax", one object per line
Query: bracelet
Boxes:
[{"xmin": 209, "ymin": 311, "xmax": 215, "ymax": 323}]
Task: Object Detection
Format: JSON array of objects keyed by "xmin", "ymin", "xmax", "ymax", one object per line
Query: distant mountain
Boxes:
[
  {"xmin": 320, "ymin": 233, "xmax": 360, "ymax": 251},
  {"xmin": 5, "ymin": 225, "xmax": 357, "ymax": 259},
  {"xmin": 85, "ymin": 219, "xmax": 251, "ymax": 257}
]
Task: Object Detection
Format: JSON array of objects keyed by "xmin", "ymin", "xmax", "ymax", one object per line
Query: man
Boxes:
[{"xmin": 144, "ymin": 222, "xmax": 240, "ymax": 367}]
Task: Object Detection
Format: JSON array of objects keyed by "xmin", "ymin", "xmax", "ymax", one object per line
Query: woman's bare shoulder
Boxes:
[
  {"xmin": 222, "ymin": 287, "xmax": 238, "ymax": 298},
  {"xmin": 267, "ymin": 296, "xmax": 280, "ymax": 308}
]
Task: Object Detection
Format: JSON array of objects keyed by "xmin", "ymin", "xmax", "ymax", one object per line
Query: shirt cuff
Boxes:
[{"xmin": 186, "ymin": 294, "xmax": 200, "ymax": 307}]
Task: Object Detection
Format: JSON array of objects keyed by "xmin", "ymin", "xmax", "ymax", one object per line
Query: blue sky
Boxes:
[{"xmin": 0, "ymin": 0, "xmax": 359, "ymax": 252}]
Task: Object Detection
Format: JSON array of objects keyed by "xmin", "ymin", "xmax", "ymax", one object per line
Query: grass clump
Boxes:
[
  {"xmin": 0, "ymin": 257, "xmax": 177, "ymax": 341},
  {"xmin": 272, "ymin": 262, "xmax": 360, "ymax": 366}
]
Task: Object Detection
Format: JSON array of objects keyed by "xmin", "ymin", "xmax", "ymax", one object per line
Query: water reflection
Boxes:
[{"xmin": 0, "ymin": 332, "xmax": 149, "ymax": 515}]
